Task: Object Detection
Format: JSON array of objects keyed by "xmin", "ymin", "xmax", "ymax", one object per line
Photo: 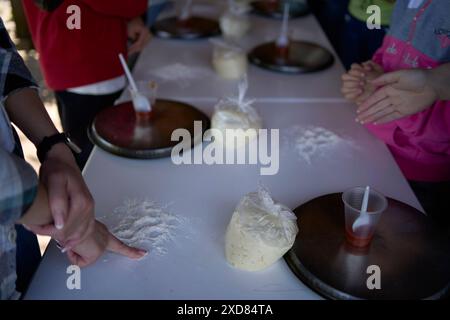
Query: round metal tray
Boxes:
[
  {"xmin": 151, "ymin": 16, "xmax": 221, "ymax": 40},
  {"xmin": 251, "ymin": 1, "xmax": 310, "ymax": 19},
  {"xmin": 89, "ymin": 99, "xmax": 210, "ymax": 159},
  {"xmin": 248, "ymin": 41, "xmax": 334, "ymax": 74},
  {"xmin": 284, "ymin": 193, "xmax": 450, "ymax": 300}
]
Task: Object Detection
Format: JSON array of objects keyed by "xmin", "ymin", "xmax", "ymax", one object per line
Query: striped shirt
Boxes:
[{"xmin": 0, "ymin": 18, "xmax": 38, "ymax": 300}]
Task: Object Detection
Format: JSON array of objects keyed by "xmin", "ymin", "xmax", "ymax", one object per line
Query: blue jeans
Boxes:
[{"xmin": 146, "ymin": 1, "xmax": 173, "ymax": 27}]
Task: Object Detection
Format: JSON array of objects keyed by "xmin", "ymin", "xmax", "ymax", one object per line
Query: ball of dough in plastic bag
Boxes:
[
  {"xmin": 220, "ymin": 12, "xmax": 250, "ymax": 40},
  {"xmin": 225, "ymin": 187, "xmax": 299, "ymax": 271},
  {"xmin": 212, "ymin": 48, "xmax": 248, "ymax": 80},
  {"xmin": 211, "ymin": 105, "xmax": 262, "ymax": 149}
]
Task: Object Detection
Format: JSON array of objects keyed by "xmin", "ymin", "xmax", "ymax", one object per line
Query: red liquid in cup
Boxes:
[
  {"xmin": 136, "ymin": 111, "xmax": 153, "ymax": 124},
  {"xmin": 345, "ymin": 225, "xmax": 374, "ymax": 248}
]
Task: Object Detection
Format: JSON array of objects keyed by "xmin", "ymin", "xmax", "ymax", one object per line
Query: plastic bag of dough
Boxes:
[
  {"xmin": 211, "ymin": 75, "xmax": 262, "ymax": 149},
  {"xmin": 220, "ymin": 0, "xmax": 251, "ymax": 40},
  {"xmin": 225, "ymin": 186, "xmax": 299, "ymax": 271},
  {"xmin": 211, "ymin": 39, "xmax": 248, "ymax": 79}
]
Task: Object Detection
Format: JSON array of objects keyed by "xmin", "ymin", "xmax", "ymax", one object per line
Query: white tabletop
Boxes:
[
  {"xmin": 131, "ymin": 1, "xmax": 346, "ymax": 103},
  {"xmin": 24, "ymin": 100, "xmax": 421, "ymax": 300},
  {"xmin": 24, "ymin": 1, "xmax": 421, "ymax": 300}
]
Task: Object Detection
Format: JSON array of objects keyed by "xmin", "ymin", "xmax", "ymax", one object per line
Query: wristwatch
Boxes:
[{"xmin": 36, "ymin": 133, "xmax": 82, "ymax": 163}]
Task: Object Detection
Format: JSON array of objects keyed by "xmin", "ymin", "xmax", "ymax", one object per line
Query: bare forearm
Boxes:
[
  {"xmin": 428, "ymin": 63, "xmax": 450, "ymax": 101},
  {"xmin": 18, "ymin": 184, "xmax": 53, "ymax": 226},
  {"xmin": 5, "ymin": 88, "xmax": 58, "ymax": 146}
]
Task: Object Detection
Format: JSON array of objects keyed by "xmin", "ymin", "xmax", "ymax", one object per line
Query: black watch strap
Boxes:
[{"xmin": 37, "ymin": 133, "xmax": 81, "ymax": 163}]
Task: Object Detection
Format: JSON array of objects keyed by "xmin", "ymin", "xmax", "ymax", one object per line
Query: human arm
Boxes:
[
  {"xmin": 17, "ymin": 176, "xmax": 147, "ymax": 266},
  {"xmin": 1, "ymin": 19, "xmax": 94, "ymax": 250},
  {"xmin": 127, "ymin": 16, "xmax": 151, "ymax": 55}
]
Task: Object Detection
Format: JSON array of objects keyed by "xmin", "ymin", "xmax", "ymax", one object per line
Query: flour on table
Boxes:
[
  {"xmin": 149, "ymin": 63, "xmax": 211, "ymax": 88},
  {"xmin": 283, "ymin": 125, "xmax": 356, "ymax": 164},
  {"xmin": 106, "ymin": 198, "xmax": 185, "ymax": 256}
]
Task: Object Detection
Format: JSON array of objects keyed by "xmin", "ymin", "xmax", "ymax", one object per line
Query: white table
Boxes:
[
  {"xmin": 24, "ymin": 101, "xmax": 421, "ymax": 299},
  {"xmin": 131, "ymin": 1, "xmax": 346, "ymax": 103},
  {"xmin": 24, "ymin": 1, "xmax": 421, "ymax": 300}
]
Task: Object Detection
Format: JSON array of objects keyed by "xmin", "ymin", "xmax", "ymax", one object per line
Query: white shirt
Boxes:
[{"xmin": 66, "ymin": 75, "xmax": 126, "ymax": 95}]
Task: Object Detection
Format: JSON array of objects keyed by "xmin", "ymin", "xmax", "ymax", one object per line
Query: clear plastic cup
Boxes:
[
  {"xmin": 342, "ymin": 187, "xmax": 388, "ymax": 248},
  {"xmin": 135, "ymin": 80, "xmax": 158, "ymax": 106}
]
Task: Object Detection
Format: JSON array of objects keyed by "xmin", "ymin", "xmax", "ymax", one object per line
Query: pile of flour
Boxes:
[
  {"xmin": 108, "ymin": 198, "xmax": 184, "ymax": 256},
  {"xmin": 149, "ymin": 63, "xmax": 211, "ymax": 88},
  {"xmin": 284, "ymin": 125, "xmax": 356, "ymax": 164}
]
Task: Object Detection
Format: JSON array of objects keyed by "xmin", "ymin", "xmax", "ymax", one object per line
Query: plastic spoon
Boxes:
[
  {"xmin": 118, "ymin": 54, "xmax": 151, "ymax": 113},
  {"xmin": 179, "ymin": 0, "xmax": 193, "ymax": 21},
  {"xmin": 352, "ymin": 186, "xmax": 371, "ymax": 232},
  {"xmin": 276, "ymin": 3, "xmax": 290, "ymax": 48}
]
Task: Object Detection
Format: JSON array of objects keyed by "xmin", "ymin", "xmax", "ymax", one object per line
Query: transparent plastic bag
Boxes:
[
  {"xmin": 211, "ymin": 75, "xmax": 262, "ymax": 148},
  {"xmin": 225, "ymin": 186, "xmax": 299, "ymax": 271},
  {"xmin": 220, "ymin": 0, "xmax": 251, "ymax": 40},
  {"xmin": 211, "ymin": 39, "xmax": 248, "ymax": 79}
]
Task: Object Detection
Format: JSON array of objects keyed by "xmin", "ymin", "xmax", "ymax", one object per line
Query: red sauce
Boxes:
[
  {"xmin": 345, "ymin": 225, "xmax": 374, "ymax": 248},
  {"xmin": 135, "ymin": 110, "xmax": 153, "ymax": 125}
]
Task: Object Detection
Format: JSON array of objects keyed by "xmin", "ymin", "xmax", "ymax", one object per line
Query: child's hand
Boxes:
[
  {"xmin": 341, "ymin": 61, "xmax": 384, "ymax": 104},
  {"xmin": 356, "ymin": 69, "xmax": 439, "ymax": 124},
  {"xmin": 128, "ymin": 17, "xmax": 151, "ymax": 55},
  {"xmin": 65, "ymin": 221, "xmax": 147, "ymax": 267}
]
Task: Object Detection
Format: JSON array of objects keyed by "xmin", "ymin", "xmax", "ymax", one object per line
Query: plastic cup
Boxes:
[
  {"xmin": 342, "ymin": 187, "xmax": 388, "ymax": 248},
  {"xmin": 135, "ymin": 80, "xmax": 158, "ymax": 106}
]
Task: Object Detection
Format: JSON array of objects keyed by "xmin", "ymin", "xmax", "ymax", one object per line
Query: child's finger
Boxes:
[
  {"xmin": 341, "ymin": 87, "xmax": 361, "ymax": 95},
  {"xmin": 374, "ymin": 111, "xmax": 403, "ymax": 124},
  {"xmin": 355, "ymin": 89, "xmax": 376, "ymax": 105},
  {"xmin": 344, "ymin": 91, "xmax": 363, "ymax": 101},
  {"xmin": 360, "ymin": 108, "xmax": 395, "ymax": 124},
  {"xmin": 348, "ymin": 69, "xmax": 365, "ymax": 78},
  {"xmin": 357, "ymin": 87, "xmax": 389, "ymax": 112},
  {"xmin": 342, "ymin": 73, "xmax": 361, "ymax": 82},
  {"xmin": 356, "ymin": 99, "xmax": 393, "ymax": 123},
  {"xmin": 362, "ymin": 60, "xmax": 380, "ymax": 72},
  {"xmin": 371, "ymin": 71, "xmax": 402, "ymax": 87},
  {"xmin": 350, "ymin": 63, "xmax": 364, "ymax": 71},
  {"xmin": 66, "ymin": 250, "xmax": 80, "ymax": 266},
  {"xmin": 107, "ymin": 234, "xmax": 147, "ymax": 259},
  {"xmin": 341, "ymin": 82, "xmax": 363, "ymax": 91}
]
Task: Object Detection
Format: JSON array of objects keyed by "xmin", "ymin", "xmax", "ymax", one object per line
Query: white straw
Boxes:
[{"xmin": 118, "ymin": 53, "xmax": 138, "ymax": 92}]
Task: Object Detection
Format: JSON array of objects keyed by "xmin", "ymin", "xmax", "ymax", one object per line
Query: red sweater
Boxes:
[{"xmin": 22, "ymin": 0, "xmax": 148, "ymax": 91}]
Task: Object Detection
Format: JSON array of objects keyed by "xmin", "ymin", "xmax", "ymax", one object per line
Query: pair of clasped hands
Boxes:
[{"xmin": 341, "ymin": 60, "xmax": 445, "ymax": 124}]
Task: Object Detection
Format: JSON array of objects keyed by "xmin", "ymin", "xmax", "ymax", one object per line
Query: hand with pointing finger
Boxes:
[
  {"xmin": 356, "ymin": 69, "xmax": 439, "ymax": 124},
  {"xmin": 66, "ymin": 221, "xmax": 147, "ymax": 267},
  {"xmin": 26, "ymin": 143, "xmax": 96, "ymax": 252}
]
